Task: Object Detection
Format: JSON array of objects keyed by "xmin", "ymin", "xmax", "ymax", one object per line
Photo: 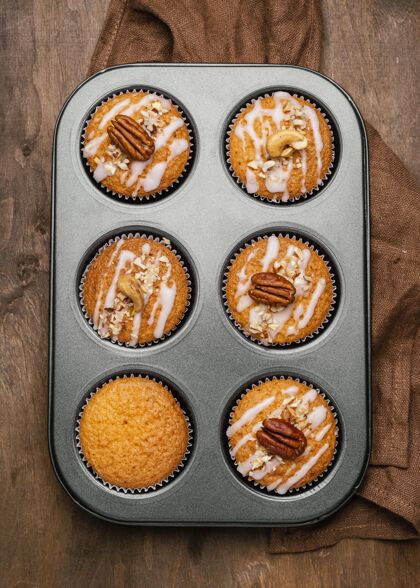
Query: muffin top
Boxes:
[
  {"xmin": 225, "ymin": 235, "xmax": 333, "ymax": 345},
  {"xmin": 79, "ymin": 377, "xmax": 190, "ymax": 489},
  {"xmin": 227, "ymin": 379, "xmax": 337, "ymax": 494},
  {"xmin": 83, "ymin": 91, "xmax": 190, "ymax": 198},
  {"xmin": 82, "ymin": 236, "xmax": 189, "ymax": 346},
  {"xmin": 228, "ymin": 92, "xmax": 333, "ymax": 201}
]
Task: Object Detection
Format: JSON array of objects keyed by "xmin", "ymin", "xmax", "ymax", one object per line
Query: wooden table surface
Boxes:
[{"xmin": 1, "ymin": 1, "xmax": 418, "ymax": 586}]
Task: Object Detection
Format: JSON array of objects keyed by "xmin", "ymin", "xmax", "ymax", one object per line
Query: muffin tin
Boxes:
[{"xmin": 49, "ymin": 64, "xmax": 370, "ymax": 525}]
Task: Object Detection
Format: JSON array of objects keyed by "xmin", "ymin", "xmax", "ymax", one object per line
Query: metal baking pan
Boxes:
[{"xmin": 49, "ymin": 64, "xmax": 370, "ymax": 525}]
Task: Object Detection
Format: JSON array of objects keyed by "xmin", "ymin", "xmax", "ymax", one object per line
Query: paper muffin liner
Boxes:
[
  {"xmin": 79, "ymin": 231, "xmax": 194, "ymax": 348},
  {"xmin": 222, "ymin": 231, "xmax": 338, "ymax": 348},
  {"xmin": 81, "ymin": 88, "xmax": 196, "ymax": 202},
  {"xmin": 225, "ymin": 90, "xmax": 336, "ymax": 204},
  {"xmin": 75, "ymin": 373, "xmax": 194, "ymax": 494},
  {"xmin": 225, "ymin": 375, "xmax": 339, "ymax": 496}
]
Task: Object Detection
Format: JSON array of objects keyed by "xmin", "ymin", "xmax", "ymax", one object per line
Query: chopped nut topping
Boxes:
[
  {"xmin": 262, "ymin": 160, "xmax": 276, "ymax": 172},
  {"xmin": 247, "ymin": 160, "xmax": 260, "ymax": 170}
]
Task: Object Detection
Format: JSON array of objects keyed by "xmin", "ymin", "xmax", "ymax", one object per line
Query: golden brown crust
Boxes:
[
  {"xmin": 83, "ymin": 237, "xmax": 189, "ymax": 345},
  {"xmin": 229, "ymin": 95, "xmax": 333, "ymax": 201},
  {"xmin": 83, "ymin": 92, "xmax": 190, "ymax": 198},
  {"xmin": 79, "ymin": 377, "xmax": 189, "ymax": 489},
  {"xmin": 225, "ymin": 236, "xmax": 333, "ymax": 344},
  {"xmin": 228, "ymin": 379, "xmax": 337, "ymax": 493}
]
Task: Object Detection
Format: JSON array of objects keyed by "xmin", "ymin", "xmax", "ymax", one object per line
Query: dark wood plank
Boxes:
[
  {"xmin": 322, "ymin": 0, "xmax": 419, "ymax": 182},
  {"xmin": 0, "ymin": 1, "xmax": 418, "ymax": 586}
]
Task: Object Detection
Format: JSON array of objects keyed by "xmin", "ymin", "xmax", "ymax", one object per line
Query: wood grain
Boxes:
[
  {"xmin": 322, "ymin": 0, "xmax": 419, "ymax": 183},
  {"xmin": 0, "ymin": 1, "xmax": 418, "ymax": 586}
]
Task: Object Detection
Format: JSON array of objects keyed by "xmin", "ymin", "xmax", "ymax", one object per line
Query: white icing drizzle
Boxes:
[
  {"xmin": 121, "ymin": 92, "xmax": 168, "ymax": 118},
  {"xmin": 104, "ymin": 249, "xmax": 136, "ymax": 309},
  {"xmin": 265, "ymin": 158, "xmax": 293, "ymax": 200},
  {"xmin": 236, "ymin": 295, "xmax": 252, "ymax": 312},
  {"xmin": 133, "ymin": 134, "xmax": 188, "ymax": 195},
  {"xmin": 275, "ymin": 443, "xmax": 329, "ymax": 494},
  {"xmin": 293, "ymin": 302, "xmax": 305, "ymax": 320},
  {"xmin": 284, "ymin": 385, "xmax": 299, "ymax": 395},
  {"xmin": 93, "ymin": 163, "xmax": 111, "ymax": 183},
  {"xmin": 129, "ymin": 248, "xmax": 161, "ymax": 346},
  {"xmin": 276, "ymin": 91, "xmax": 301, "ymax": 107},
  {"xmin": 280, "ymin": 245, "xmax": 312, "ymax": 296},
  {"xmin": 246, "ymin": 168, "xmax": 259, "ymax": 193},
  {"xmin": 99, "ymin": 97, "xmax": 131, "ymax": 130},
  {"xmin": 126, "ymin": 159, "xmax": 151, "ymax": 188},
  {"xmin": 237, "ymin": 451, "xmax": 261, "ymax": 476},
  {"xmin": 169, "ymin": 138, "xmax": 189, "ymax": 157},
  {"xmin": 155, "ymin": 118, "xmax": 184, "ymax": 150},
  {"xmin": 297, "ymin": 278, "xmax": 326, "ymax": 328},
  {"xmin": 153, "ymin": 281, "xmax": 177, "ymax": 339},
  {"xmin": 83, "ymin": 133, "xmax": 107, "ymax": 158},
  {"xmin": 307, "ymin": 405, "xmax": 327, "ymax": 429},
  {"xmin": 230, "ymin": 432, "xmax": 255, "ymax": 457},
  {"xmin": 302, "ymin": 104, "xmax": 323, "ymax": 181},
  {"xmin": 315, "ymin": 423, "xmax": 332, "ymax": 441},
  {"xmin": 129, "ymin": 311, "xmax": 143, "ymax": 347},
  {"xmin": 249, "ymin": 456, "xmax": 284, "ymax": 480},
  {"xmin": 236, "ymin": 294, "xmax": 253, "ymax": 312},
  {"xmin": 236, "ymin": 251, "xmax": 256, "ymax": 298},
  {"xmin": 148, "ymin": 297, "xmax": 160, "ymax": 326},
  {"xmin": 235, "ymin": 251, "xmax": 256, "ymax": 312},
  {"xmin": 266, "ymin": 465, "xmax": 295, "ymax": 491},
  {"xmin": 226, "ymin": 396, "xmax": 275, "ymax": 438},
  {"xmin": 234, "ymin": 91, "xmax": 293, "ymax": 158},
  {"xmin": 301, "ymin": 389, "xmax": 318, "ymax": 404},
  {"xmin": 248, "ymin": 306, "xmax": 261, "ymax": 329},
  {"xmin": 140, "ymin": 161, "xmax": 167, "ymax": 193},
  {"xmin": 300, "ymin": 148, "xmax": 307, "ymax": 193},
  {"xmin": 268, "ymin": 305, "xmax": 294, "ymax": 339},
  {"xmin": 93, "ymin": 294, "xmax": 103, "ymax": 329},
  {"xmin": 93, "ymin": 239, "xmax": 124, "ymax": 328},
  {"xmin": 260, "ymin": 235, "xmax": 280, "ymax": 271}
]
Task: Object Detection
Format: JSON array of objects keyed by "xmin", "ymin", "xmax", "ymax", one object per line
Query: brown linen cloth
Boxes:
[{"xmin": 89, "ymin": 0, "xmax": 420, "ymax": 552}]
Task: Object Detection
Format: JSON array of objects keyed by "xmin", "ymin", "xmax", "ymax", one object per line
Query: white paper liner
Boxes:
[
  {"xmin": 222, "ymin": 232, "xmax": 338, "ymax": 347},
  {"xmin": 79, "ymin": 231, "xmax": 193, "ymax": 348},
  {"xmin": 226, "ymin": 375, "xmax": 339, "ymax": 496},
  {"xmin": 225, "ymin": 91, "xmax": 336, "ymax": 204},
  {"xmin": 81, "ymin": 88, "xmax": 195, "ymax": 201},
  {"xmin": 75, "ymin": 373, "xmax": 193, "ymax": 494}
]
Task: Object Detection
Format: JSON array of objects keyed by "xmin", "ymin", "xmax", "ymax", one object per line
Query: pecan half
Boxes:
[
  {"xmin": 107, "ymin": 114, "xmax": 155, "ymax": 161},
  {"xmin": 256, "ymin": 418, "xmax": 306, "ymax": 460},
  {"xmin": 249, "ymin": 272, "xmax": 295, "ymax": 306}
]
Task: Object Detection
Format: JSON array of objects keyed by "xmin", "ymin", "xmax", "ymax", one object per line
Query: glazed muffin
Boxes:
[
  {"xmin": 79, "ymin": 377, "xmax": 190, "ymax": 489},
  {"xmin": 82, "ymin": 235, "xmax": 189, "ymax": 346},
  {"xmin": 227, "ymin": 378, "xmax": 337, "ymax": 494},
  {"xmin": 225, "ymin": 235, "xmax": 334, "ymax": 345},
  {"xmin": 228, "ymin": 91, "xmax": 333, "ymax": 201},
  {"xmin": 83, "ymin": 91, "xmax": 191, "ymax": 198}
]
